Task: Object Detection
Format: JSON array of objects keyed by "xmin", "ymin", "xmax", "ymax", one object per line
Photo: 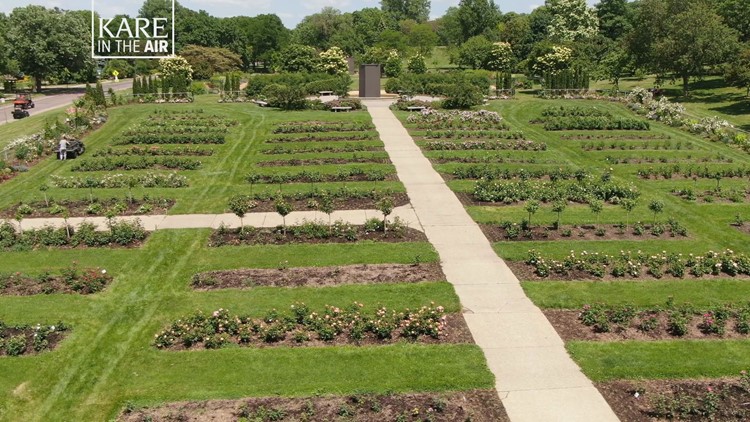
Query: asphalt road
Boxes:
[{"xmin": 0, "ymin": 79, "xmax": 132, "ymax": 127}]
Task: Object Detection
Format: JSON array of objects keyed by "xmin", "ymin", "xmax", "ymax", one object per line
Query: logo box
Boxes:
[{"xmin": 91, "ymin": 0, "xmax": 175, "ymax": 59}]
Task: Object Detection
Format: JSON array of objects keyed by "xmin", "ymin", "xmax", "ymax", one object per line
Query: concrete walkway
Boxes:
[
  {"xmin": 364, "ymin": 100, "xmax": 619, "ymax": 422},
  {"xmin": 11, "ymin": 205, "xmax": 422, "ymax": 232}
]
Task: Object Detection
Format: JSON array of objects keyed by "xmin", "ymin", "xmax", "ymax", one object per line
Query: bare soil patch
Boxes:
[
  {"xmin": 255, "ymin": 156, "xmax": 391, "ymax": 167},
  {"xmin": 597, "ymin": 379, "xmax": 750, "ymax": 421},
  {"xmin": 192, "ymin": 263, "xmax": 445, "ymax": 290},
  {"xmin": 543, "ymin": 310, "xmax": 750, "ymax": 342},
  {"xmin": 118, "ymin": 389, "xmax": 510, "ymax": 422}
]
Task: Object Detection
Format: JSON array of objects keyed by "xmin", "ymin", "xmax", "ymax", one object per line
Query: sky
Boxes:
[{"xmin": 0, "ymin": 0, "xmax": 599, "ymax": 28}]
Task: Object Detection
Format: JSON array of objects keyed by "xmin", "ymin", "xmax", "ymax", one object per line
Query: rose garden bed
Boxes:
[
  {"xmin": 153, "ymin": 303, "xmax": 471, "ymax": 350},
  {"xmin": 0, "ymin": 220, "xmax": 148, "ymax": 250},
  {"xmin": 225, "ymin": 192, "xmax": 409, "ymax": 213},
  {"xmin": 0, "ymin": 264, "xmax": 112, "ymax": 295},
  {"xmin": 191, "ymin": 262, "xmax": 445, "ymax": 290},
  {"xmin": 480, "ymin": 221, "xmax": 688, "ymax": 242},
  {"xmin": 2, "ymin": 197, "xmax": 175, "ymax": 218},
  {"xmin": 0, "ymin": 321, "xmax": 69, "ymax": 356},
  {"xmin": 209, "ymin": 219, "xmax": 425, "ymax": 246},
  {"xmin": 119, "ymin": 389, "xmax": 509, "ymax": 422}
]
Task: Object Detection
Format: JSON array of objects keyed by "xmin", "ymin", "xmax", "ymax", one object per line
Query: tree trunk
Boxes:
[
  {"xmin": 35, "ymin": 76, "xmax": 43, "ymax": 93},
  {"xmin": 682, "ymin": 74, "xmax": 690, "ymax": 96}
]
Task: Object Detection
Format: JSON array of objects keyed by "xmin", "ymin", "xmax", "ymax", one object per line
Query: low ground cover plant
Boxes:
[
  {"xmin": 153, "ymin": 302, "xmax": 448, "ymax": 349},
  {"xmin": 272, "ymin": 121, "xmax": 375, "ymax": 134},
  {"xmin": 71, "ymin": 157, "xmax": 201, "ymax": 172},
  {"xmin": 50, "ymin": 173, "xmax": 188, "ymax": 189},
  {"xmin": 406, "ymin": 109, "xmax": 508, "ymax": 130},
  {"xmin": 93, "ymin": 146, "xmax": 213, "ymax": 157},
  {"xmin": 422, "ymin": 140, "xmax": 547, "ymax": 151},
  {"xmin": 472, "ymin": 177, "xmax": 640, "ymax": 204}
]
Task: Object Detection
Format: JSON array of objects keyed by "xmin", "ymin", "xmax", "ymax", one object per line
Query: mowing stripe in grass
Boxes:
[{"xmin": 567, "ymin": 340, "xmax": 750, "ymax": 381}]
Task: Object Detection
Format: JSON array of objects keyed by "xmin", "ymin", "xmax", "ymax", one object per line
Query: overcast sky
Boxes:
[{"xmin": 0, "ymin": 0, "xmax": 599, "ymax": 28}]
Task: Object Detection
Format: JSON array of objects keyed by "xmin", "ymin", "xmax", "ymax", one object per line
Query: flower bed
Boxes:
[
  {"xmin": 422, "ymin": 140, "xmax": 547, "ymax": 151},
  {"xmin": 637, "ymin": 165, "xmax": 750, "ymax": 180},
  {"xmin": 119, "ymin": 390, "xmax": 509, "ymax": 422},
  {"xmin": 581, "ymin": 140, "xmax": 693, "ymax": 151},
  {"xmin": 251, "ymin": 168, "xmax": 395, "ymax": 184},
  {"xmin": 2, "ymin": 197, "xmax": 174, "ymax": 218},
  {"xmin": 93, "ymin": 146, "xmax": 213, "ymax": 157},
  {"xmin": 483, "ymin": 220, "xmax": 688, "ymax": 242},
  {"xmin": 50, "ymin": 173, "xmax": 188, "ymax": 189},
  {"xmin": 472, "ymin": 178, "xmax": 640, "ymax": 204},
  {"xmin": 562, "ymin": 301, "xmax": 750, "ymax": 339},
  {"xmin": 71, "ymin": 157, "xmax": 201, "ymax": 172},
  {"xmin": 114, "ymin": 133, "xmax": 226, "ymax": 145},
  {"xmin": 260, "ymin": 144, "xmax": 382, "ymax": 155},
  {"xmin": 0, "ymin": 264, "xmax": 112, "ymax": 295},
  {"xmin": 266, "ymin": 133, "xmax": 377, "ymax": 143},
  {"xmin": 224, "ymin": 190, "xmax": 408, "ymax": 213},
  {"xmin": 524, "ymin": 249, "xmax": 750, "ymax": 279},
  {"xmin": 673, "ymin": 187, "xmax": 750, "ymax": 203},
  {"xmin": 272, "ymin": 121, "xmax": 375, "ymax": 134},
  {"xmin": 541, "ymin": 116, "xmax": 650, "ymax": 131},
  {"xmin": 0, "ymin": 321, "xmax": 70, "ymax": 356},
  {"xmin": 153, "ymin": 302, "xmax": 459, "ymax": 349},
  {"xmin": 422, "ymin": 129, "xmax": 525, "ymax": 140},
  {"xmin": 0, "ymin": 219, "xmax": 147, "ymax": 250},
  {"xmin": 255, "ymin": 155, "xmax": 391, "ymax": 167},
  {"xmin": 209, "ymin": 218, "xmax": 425, "ymax": 246},
  {"xmin": 451, "ymin": 166, "xmax": 581, "ymax": 181},
  {"xmin": 406, "ymin": 109, "xmax": 507, "ymax": 130}
]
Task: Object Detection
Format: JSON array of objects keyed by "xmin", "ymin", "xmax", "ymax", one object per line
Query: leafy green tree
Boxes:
[
  {"xmin": 545, "ymin": 0, "xmax": 599, "ymax": 43},
  {"xmin": 457, "ymin": 35, "xmax": 493, "ymax": 69},
  {"xmin": 273, "ymin": 44, "xmax": 320, "ymax": 73},
  {"xmin": 352, "ymin": 8, "xmax": 397, "ymax": 52},
  {"xmin": 435, "ymin": 7, "xmax": 463, "ymax": 46},
  {"xmin": 485, "ymin": 42, "xmax": 514, "ymax": 92},
  {"xmin": 275, "ymin": 196, "xmax": 293, "ymax": 235},
  {"xmin": 498, "ymin": 13, "xmax": 534, "ymax": 61},
  {"xmin": 407, "ymin": 23, "xmax": 439, "ymax": 55},
  {"xmin": 552, "ymin": 200, "xmax": 567, "ymax": 229},
  {"xmin": 724, "ymin": 44, "xmax": 750, "ymax": 97},
  {"xmin": 524, "ymin": 200, "xmax": 540, "ymax": 228},
  {"xmin": 620, "ymin": 198, "xmax": 637, "ymax": 229},
  {"xmin": 228, "ymin": 195, "xmax": 251, "ymax": 233},
  {"xmin": 376, "ymin": 196, "xmax": 395, "ymax": 232},
  {"xmin": 588, "ymin": 198, "xmax": 604, "ymax": 228},
  {"xmin": 293, "ymin": 7, "xmax": 349, "ymax": 51},
  {"xmin": 718, "ymin": 0, "xmax": 750, "ymax": 42},
  {"xmin": 377, "ymin": 29, "xmax": 409, "ymax": 54},
  {"xmin": 648, "ymin": 200, "xmax": 664, "ymax": 225},
  {"xmin": 381, "ymin": 0, "xmax": 431, "ymax": 23},
  {"xmin": 528, "ymin": 43, "xmax": 573, "ymax": 77},
  {"xmin": 180, "ymin": 45, "xmax": 242, "ymax": 80},
  {"xmin": 456, "ymin": 0, "xmax": 502, "ymax": 42},
  {"xmin": 596, "ymin": 46, "xmax": 631, "ymax": 90},
  {"xmin": 596, "ymin": 0, "xmax": 632, "ymax": 41},
  {"xmin": 8, "ymin": 6, "xmax": 90, "ymax": 92},
  {"xmin": 318, "ymin": 194, "xmax": 335, "ymax": 231},
  {"xmin": 628, "ymin": 0, "xmax": 739, "ymax": 94}
]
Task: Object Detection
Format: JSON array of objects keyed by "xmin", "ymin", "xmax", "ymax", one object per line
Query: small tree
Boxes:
[
  {"xmin": 552, "ymin": 200, "xmax": 567, "ymax": 229},
  {"xmin": 588, "ymin": 198, "xmax": 604, "ymax": 228},
  {"xmin": 620, "ymin": 198, "xmax": 637, "ymax": 229},
  {"xmin": 318, "ymin": 194, "xmax": 335, "ymax": 233},
  {"xmin": 524, "ymin": 200, "xmax": 540, "ymax": 228},
  {"xmin": 407, "ymin": 54, "xmax": 427, "ymax": 74},
  {"xmin": 246, "ymin": 173, "xmax": 261, "ymax": 195},
  {"xmin": 62, "ymin": 207, "xmax": 71, "ymax": 240},
  {"xmin": 228, "ymin": 195, "xmax": 250, "ymax": 234},
  {"xmin": 126, "ymin": 177, "xmax": 138, "ymax": 204},
  {"xmin": 39, "ymin": 183, "xmax": 49, "ymax": 207},
  {"xmin": 384, "ymin": 51, "xmax": 402, "ymax": 78},
  {"xmin": 14, "ymin": 212, "xmax": 23, "ymax": 234},
  {"xmin": 648, "ymin": 200, "xmax": 664, "ymax": 225},
  {"xmin": 275, "ymin": 196, "xmax": 293, "ymax": 235},
  {"xmin": 376, "ymin": 196, "xmax": 394, "ymax": 233}
]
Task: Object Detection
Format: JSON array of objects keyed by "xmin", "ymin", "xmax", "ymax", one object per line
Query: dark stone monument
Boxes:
[{"xmin": 359, "ymin": 64, "xmax": 381, "ymax": 98}]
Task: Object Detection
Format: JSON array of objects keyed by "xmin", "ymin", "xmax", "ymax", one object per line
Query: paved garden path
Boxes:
[
  {"xmin": 363, "ymin": 100, "xmax": 619, "ymax": 422},
  {"xmin": 11, "ymin": 205, "xmax": 422, "ymax": 232}
]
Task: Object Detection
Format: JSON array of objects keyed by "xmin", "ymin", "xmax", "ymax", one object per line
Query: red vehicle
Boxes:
[{"xmin": 13, "ymin": 93, "xmax": 34, "ymax": 110}]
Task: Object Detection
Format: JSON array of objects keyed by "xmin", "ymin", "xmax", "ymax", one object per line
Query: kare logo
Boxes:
[{"xmin": 91, "ymin": 0, "xmax": 175, "ymax": 59}]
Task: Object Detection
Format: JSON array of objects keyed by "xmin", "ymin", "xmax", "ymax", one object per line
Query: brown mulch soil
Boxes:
[
  {"xmin": 479, "ymin": 223, "xmax": 688, "ymax": 242},
  {"xmin": 255, "ymin": 156, "xmax": 391, "ymax": 167},
  {"xmin": 505, "ymin": 261, "xmax": 750, "ymax": 282},
  {"xmin": 560, "ymin": 134, "xmax": 671, "ymax": 140},
  {"xmin": 118, "ymin": 389, "xmax": 510, "ymax": 422},
  {"xmin": 1, "ymin": 199, "xmax": 175, "ymax": 218},
  {"xmin": 162, "ymin": 313, "xmax": 473, "ymax": 351},
  {"xmin": 733, "ymin": 224, "xmax": 750, "ymax": 235},
  {"xmin": 257, "ymin": 173, "xmax": 400, "ymax": 184},
  {"xmin": 192, "ymin": 263, "xmax": 446, "ymax": 290},
  {"xmin": 543, "ymin": 310, "xmax": 750, "ymax": 342},
  {"xmin": 597, "ymin": 379, "xmax": 750, "ymax": 421},
  {"xmin": 241, "ymin": 193, "xmax": 410, "ymax": 213},
  {"xmin": 209, "ymin": 226, "xmax": 426, "ymax": 246}
]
